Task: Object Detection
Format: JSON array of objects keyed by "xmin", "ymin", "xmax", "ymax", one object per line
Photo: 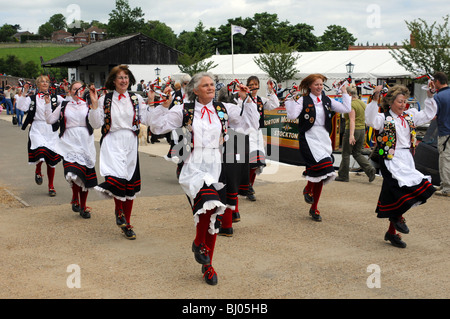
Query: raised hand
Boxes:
[{"xmin": 89, "ymin": 86, "xmax": 99, "ymax": 109}]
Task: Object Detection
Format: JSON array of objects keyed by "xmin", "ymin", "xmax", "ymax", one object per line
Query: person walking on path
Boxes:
[
  {"xmin": 45, "ymin": 81, "xmax": 98, "ymax": 219},
  {"xmin": 14, "ymin": 89, "xmax": 24, "ymax": 127},
  {"xmin": 285, "ymin": 74, "xmax": 351, "ymax": 222},
  {"xmin": 336, "ymin": 84, "xmax": 376, "ymax": 182},
  {"xmin": 16, "ymin": 76, "xmax": 65, "ymax": 197},
  {"xmin": 149, "ymin": 72, "xmax": 258, "ymax": 285},
  {"xmin": 3, "ymin": 85, "xmax": 14, "ymax": 115},
  {"xmin": 365, "ymin": 84, "xmax": 437, "ymax": 248},
  {"xmin": 432, "ymin": 72, "xmax": 450, "ymax": 197}
]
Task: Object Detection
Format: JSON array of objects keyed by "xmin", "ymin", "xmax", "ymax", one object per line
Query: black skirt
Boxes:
[
  {"xmin": 376, "ymin": 160, "xmax": 436, "ymax": 218},
  {"xmin": 223, "ymin": 131, "xmax": 250, "ymax": 206},
  {"xmin": 28, "ymin": 142, "xmax": 61, "ymax": 167},
  {"xmin": 189, "ymin": 163, "xmax": 227, "ymax": 216},
  {"xmin": 299, "ymin": 132, "xmax": 334, "ymax": 179},
  {"xmin": 96, "ymin": 156, "xmax": 141, "ymax": 200},
  {"xmin": 63, "ymin": 160, "xmax": 97, "ymax": 189}
]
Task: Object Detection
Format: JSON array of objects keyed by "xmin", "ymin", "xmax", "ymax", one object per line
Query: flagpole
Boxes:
[{"xmin": 231, "ymin": 25, "xmax": 234, "ymax": 75}]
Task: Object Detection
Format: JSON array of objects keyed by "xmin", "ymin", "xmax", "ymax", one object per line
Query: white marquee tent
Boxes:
[{"xmin": 204, "ymin": 49, "xmax": 418, "ymax": 96}]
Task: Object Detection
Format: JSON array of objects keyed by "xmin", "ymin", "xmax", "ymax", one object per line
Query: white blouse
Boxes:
[
  {"xmin": 88, "ymin": 91, "xmax": 151, "ymax": 130},
  {"xmin": 45, "ymin": 99, "xmax": 89, "ymax": 127},
  {"xmin": 365, "ymin": 97, "xmax": 437, "ymax": 187},
  {"xmin": 285, "ymin": 92, "xmax": 351, "ymax": 122},
  {"xmin": 365, "ymin": 97, "xmax": 437, "ymax": 149},
  {"xmin": 149, "ymin": 98, "xmax": 259, "ymax": 201},
  {"xmin": 16, "ymin": 94, "xmax": 66, "ymax": 122}
]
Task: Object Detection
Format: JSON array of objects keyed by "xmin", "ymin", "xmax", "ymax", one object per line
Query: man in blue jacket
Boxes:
[{"xmin": 433, "ymin": 72, "xmax": 450, "ymax": 196}]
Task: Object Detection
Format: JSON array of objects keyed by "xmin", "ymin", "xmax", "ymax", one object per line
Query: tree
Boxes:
[
  {"xmin": 318, "ymin": 25, "xmax": 357, "ymax": 50},
  {"xmin": 0, "ymin": 24, "xmax": 20, "ymax": 42},
  {"xmin": 177, "ymin": 52, "xmax": 218, "ymax": 76},
  {"xmin": 253, "ymin": 41, "xmax": 300, "ymax": 83},
  {"xmin": 0, "ymin": 55, "xmax": 40, "ymax": 78},
  {"xmin": 176, "ymin": 21, "xmax": 214, "ymax": 56},
  {"xmin": 107, "ymin": 0, "xmax": 145, "ymax": 37},
  {"xmin": 390, "ymin": 15, "xmax": 450, "ymax": 76},
  {"xmin": 67, "ymin": 20, "xmax": 91, "ymax": 35},
  {"xmin": 287, "ymin": 23, "xmax": 319, "ymax": 52},
  {"xmin": 141, "ymin": 20, "xmax": 177, "ymax": 48},
  {"xmin": 38, "ymin": 22, "xmax": 54, "ymax": 38},
  {"xmin": 49, "ymin": 13, "xmax": 67, "ymax": 31}
]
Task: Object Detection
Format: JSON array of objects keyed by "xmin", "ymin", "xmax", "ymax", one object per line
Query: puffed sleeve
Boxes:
[
  {"xmin": 365, "ymin": 100, "xmax": 385, "ymax": 131},
  {"xmin": 45, "ymin": 102, "xmax": 61, "ymax": 125},
  {"xmin": 285, "ymin": 96, "xmax": 304, "ymax": 120},
  {"xmin": 331, "ymin": 93, "xmax": 351, "ymax": 113},
  {"xmin": 88, "ymin": 95, "xmax": 105, "ymax": 129},
  {"xmin": 262, "ymin": 93, "xmax": 280, "ymax": 111},
  {"xmin": 225, "ymin": 98, "xmax": 260, "ymax": 134},
  {"xmin": 407, "ymin": 97, "xmax": 437, "ymax": 127},
  {"xmin": 148, "ymin": 104, "xmax": 183, "ymax": 135},
  {"xmin": 137, "ymin": 95, "xmax": 152, "ymax": 126}
]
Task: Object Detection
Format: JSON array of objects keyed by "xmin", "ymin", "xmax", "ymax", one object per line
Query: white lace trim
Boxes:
[
  {"xmin": 305, "ymin": 171, "xmax": 336, "ymax": 185},
  {"xmin": 193, "ymin": 200, "xmax": 226, "ymax": 235},
  {"xmin": 93, "ymin": 185, "xmax": 139, "ymax": 201}
]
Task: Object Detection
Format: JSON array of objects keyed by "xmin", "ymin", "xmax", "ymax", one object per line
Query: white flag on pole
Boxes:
[{"xmin": 231, "ymin": 25, "xmax": 247, "ymax": 36}]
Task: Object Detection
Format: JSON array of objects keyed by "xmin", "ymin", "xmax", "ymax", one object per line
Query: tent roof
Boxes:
[{"xmin": 206, "ymin": 49, "xmax": 412, "ymax": 80}]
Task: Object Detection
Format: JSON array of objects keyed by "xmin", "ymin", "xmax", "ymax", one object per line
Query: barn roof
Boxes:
[{"xmin": 42, "ymin": 33, "xmax": 182, "ymax": 68}]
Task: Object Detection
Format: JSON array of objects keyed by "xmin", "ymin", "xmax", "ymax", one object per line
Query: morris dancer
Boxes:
[
  {"xmin": 285, "ymin": 74, "xmax": 350, "ymax": 221},
  {"xmin": 245, "ymin": 76, "xmax": 279, "ymax": 201},
  {"xmin": 149, "ymin": 72, "xmax": 259, "ymax": 285},
  {"xmin": 88, "ymin": 65, "xmax": 153, "ymax": 239},
  {"xmin": 45, "ymin": 81, "xmax": 98, "ymax": 218},
  {"xmin": 216, "ymin": 86, "xmax": 256, "ymax": 237},
  {"xmin": 16, "ymin": 76, "xmax": 65, "ymax": 196},
  {"xmin": 365, "ymin": 84, "xmax": 436, "ymax": 248}
]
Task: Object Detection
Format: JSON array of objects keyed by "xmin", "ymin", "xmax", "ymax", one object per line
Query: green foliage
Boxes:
[
  {"xmin": 176, "ymin": 22, "xmax": 214, "ymax": 56},
  {"xmin": 141, "ymin": 20, "xmax": 177, "ymax": 48},
  {"xmin": 38, "ymin": 22, "xmax": 54, "ymax": 38},
  {"xmin": 0, "ymin": 45, "xmax": 78, "ymax": 80},
  {"xmin": 177, "ymin": 52, "xmax": 218, "ymax": 76},
  {"xmin": 318, "ymin": 25, "xmax": 357, "ymax": 51},
  {"xmin": 253, "ymin": 41, "xmax": 300, "ymax": 83},
  {"xmin": 49, "ymin": 14, "xmax": 67, "ymax": 31},
  {"xmin": 390, "ymin": 15, "xmax": 450, "ymax": 75},
  {"xmin": 210, "ymin": 13, "xmax": 319, "ymax": 55},
  {"xmin": 0, "ymin": 24, "xmax": 20, "ymax": 42},
  {"xmin": 0, "ymin": 54, "xmax": 40, "ymax": 78},
  {"xmin": 107, "ymin": 0, "xmax": 145, "ymax": 38}
]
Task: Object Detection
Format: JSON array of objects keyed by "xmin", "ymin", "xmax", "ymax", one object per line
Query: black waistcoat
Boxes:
[
  {"xmin": 21, "ymin": 94, "xmax": 59, "ymax": 131},
  {"xmin": 297, "ymin": 92, "xmax": 333, "ymax": 134},
  {"xmin": 58, "ymin": 101, "xmax": 94, "ymax": 138}
]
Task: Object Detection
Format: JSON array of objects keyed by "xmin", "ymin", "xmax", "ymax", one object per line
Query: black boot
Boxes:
[
  {"xmin": 309, "ymin": 208, "xmax": 322, "ymax": 222},
  {"xmin": 389, "ymin": 216, "xmax": 409, "ymax": 234},
  {"xmin": 384, "ymin": 232, "xmax": 407, "ymax": 248},
  {"xmin": 202, "ymin": 264, "xmax": 218, "ymax": 285},
  {"xmin": 192, "ymin": 241, "xmax": 211, "ymax": 265},
  {"xmin": 303, "ymin": 187, "xmax": 314, "ymax": 204}
]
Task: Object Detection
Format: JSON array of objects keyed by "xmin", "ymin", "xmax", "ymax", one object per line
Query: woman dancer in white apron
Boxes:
[
  {"xmin": 149, "ymin": 72, "xmax": 259, "ymax": 285},
  {"xmin": 45, "ymin": 81, "xmax": 98, "ymax": 218}
]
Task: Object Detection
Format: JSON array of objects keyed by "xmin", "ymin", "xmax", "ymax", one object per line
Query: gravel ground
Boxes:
[{"xmin": 1, "ymin": 173, "xmax": 449, "ymax": 300}]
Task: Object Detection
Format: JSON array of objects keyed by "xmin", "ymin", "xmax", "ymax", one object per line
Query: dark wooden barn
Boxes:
[{"xmin": 42, "ymin": 33, "xmax": 183, "ymax": 88}]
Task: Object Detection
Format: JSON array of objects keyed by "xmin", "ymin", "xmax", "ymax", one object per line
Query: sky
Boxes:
[{"xmin": 1, "ymin": 0, "xmax": 449, "ymax": 46}]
